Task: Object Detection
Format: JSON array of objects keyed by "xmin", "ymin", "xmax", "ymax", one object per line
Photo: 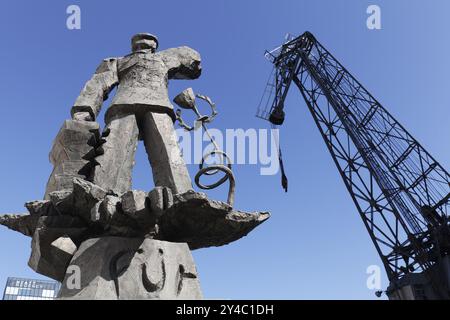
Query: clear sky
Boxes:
[{"xmin": 0, "ymin": 0, "xmax": 449, "ymax": 299}]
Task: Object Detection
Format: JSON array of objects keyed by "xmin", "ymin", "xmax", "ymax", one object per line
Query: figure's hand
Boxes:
[{"xmin": 72, "ymin": 111, "xmax": 94, "ymax": 121}]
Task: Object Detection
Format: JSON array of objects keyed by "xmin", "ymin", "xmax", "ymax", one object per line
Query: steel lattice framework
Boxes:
[{"xmin": 257, "ymin": 32, "xmax": 450, "ymax": 294}]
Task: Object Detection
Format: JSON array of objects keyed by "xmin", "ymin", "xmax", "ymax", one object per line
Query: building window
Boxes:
[{"xmin": 2, "ymin": 277, "xmax": 60, "ymax": 300}]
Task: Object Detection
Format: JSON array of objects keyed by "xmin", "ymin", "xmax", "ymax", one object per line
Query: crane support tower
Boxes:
[{"xmin": 257, "ymin": 31, "xmax": 450, "ymax": 300}]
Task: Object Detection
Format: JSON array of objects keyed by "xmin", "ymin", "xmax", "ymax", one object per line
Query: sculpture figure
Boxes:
[{"xmin": 72, "ymin": 33, "xmax": 201, "ymax": 195}]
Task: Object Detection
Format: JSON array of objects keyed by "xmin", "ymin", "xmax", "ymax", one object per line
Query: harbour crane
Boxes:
[{"xmin": 257, "ymin": 32, "xmax": 450, "ymax": 300}]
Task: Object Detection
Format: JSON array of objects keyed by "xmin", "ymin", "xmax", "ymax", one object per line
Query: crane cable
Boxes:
[{"xmin": 271, "ymin": 123, "xmax": 288, "ymax": 192}]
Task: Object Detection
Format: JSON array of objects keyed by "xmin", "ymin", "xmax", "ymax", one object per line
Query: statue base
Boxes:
[
  {"xmin": 58, "ymin": 237, "xmax": 202, "ymax": 300},
  {"xmin": 0, "ymin": 179, "xmax": 270, "ymax": 300}
]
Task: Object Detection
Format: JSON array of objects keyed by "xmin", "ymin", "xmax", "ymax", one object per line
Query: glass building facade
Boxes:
[{"xmin": 2, "ymin": 277, "xmax": 61, "ymax": 300}]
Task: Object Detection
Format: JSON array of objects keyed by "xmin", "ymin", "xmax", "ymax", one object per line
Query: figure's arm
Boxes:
[
  {"xmin": 71, "ymin": 58, "xmax": 119, "ymax": 121},
  {"xmin": 160, "ymin": 46, "xmax": 202, "ymax": 80}
]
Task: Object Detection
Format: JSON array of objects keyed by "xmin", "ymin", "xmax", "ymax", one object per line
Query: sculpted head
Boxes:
[{"xmin": 131, "ymin": 33, "xmax": 158, "ymax": 53}]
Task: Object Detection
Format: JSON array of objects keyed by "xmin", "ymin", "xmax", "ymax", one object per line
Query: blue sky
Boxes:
[{"xmin": 0, "ymin": 0, "xmax": 449, "ymax": 299}]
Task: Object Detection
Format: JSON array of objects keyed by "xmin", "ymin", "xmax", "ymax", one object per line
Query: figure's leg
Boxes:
[
  {"xmin": 92, "ymin": 114, "xmax": 139, "ymax": 195},
  {"xmin": 141, "ymin": 112, "xmax": 192, "ymax": 194}
]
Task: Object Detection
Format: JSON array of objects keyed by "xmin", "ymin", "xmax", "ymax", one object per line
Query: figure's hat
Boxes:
[{"xmin": 131, "ymin": 33, "xmax": 159, "ymax": 50}]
